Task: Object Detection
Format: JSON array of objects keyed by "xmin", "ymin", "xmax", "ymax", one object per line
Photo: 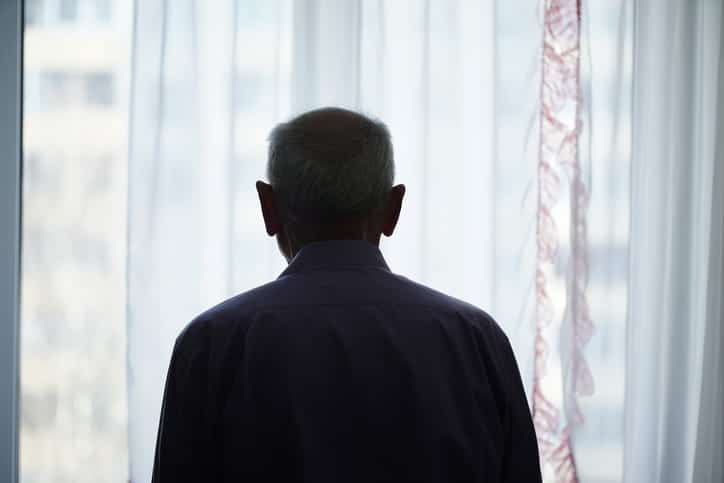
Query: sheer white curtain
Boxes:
[
  {"xmin": 128, "ymin": 2, "xmax": 633, "ymax": 482},
  {"xmin": 625, "ymin": 1, "xmax": 724, "ymax": 482}
]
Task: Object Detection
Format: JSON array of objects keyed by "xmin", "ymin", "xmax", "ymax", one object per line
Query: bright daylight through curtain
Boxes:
[
  {"xmin": 20, "ymin": 1, "xmax": 633, "ymax": 482},
  {"xmin": 126, "ymin": 2, "xmax": 631, "ymax": 482}
]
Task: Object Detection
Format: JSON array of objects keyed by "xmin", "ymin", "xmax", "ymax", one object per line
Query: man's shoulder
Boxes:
[
  {"xmin": 200, "ymin": 278, "xmax": 288, "ymax": 319},
  {"xmin": 388, "ymin": 273, "xmax": 506, "ymax": 337},
  {"xmin": 175, "ymin": 271, "xmax": 508, "ymax": 351},
  {"xmin": 174, "ymin": 278, "xmax": 292, "ymax": 350}
]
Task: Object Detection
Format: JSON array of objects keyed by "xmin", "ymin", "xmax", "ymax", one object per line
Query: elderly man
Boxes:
[{"xmin": 152, "ymin": 108, "xmax": 541, "ymax": 482}]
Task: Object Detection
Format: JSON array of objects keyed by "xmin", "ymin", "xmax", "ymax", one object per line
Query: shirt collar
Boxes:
[{"xmin": 279, "ymin": 239, "xmax": 391, "ymax": 277}]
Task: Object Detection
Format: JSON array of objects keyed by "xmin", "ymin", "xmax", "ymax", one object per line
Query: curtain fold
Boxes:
[
  {"xmin": 625, "ymin": 1, "xmax": 724, "ymax": 482},
  {"xmin": 571, "ymin": 1, "xmax": 632, "ymax": 481},
  {"xmin": 692, "ymin": 17, "xmax": 724, "ymax": 473}
]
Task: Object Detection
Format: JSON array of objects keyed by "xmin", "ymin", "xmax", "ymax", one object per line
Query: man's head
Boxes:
[{"xmin": 256, "ymin": 107, "xmax": 405, "ymax": 262}]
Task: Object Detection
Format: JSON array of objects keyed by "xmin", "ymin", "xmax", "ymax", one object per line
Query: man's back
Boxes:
[{"xmin": 153, "ymin": 240, "xmax": 541, "ymax": 482}]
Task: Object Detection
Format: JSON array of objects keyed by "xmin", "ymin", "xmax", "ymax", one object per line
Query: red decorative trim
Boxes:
[{"xmin": 533, "ymin": 0, "xmax": 591, "ymax": 481}]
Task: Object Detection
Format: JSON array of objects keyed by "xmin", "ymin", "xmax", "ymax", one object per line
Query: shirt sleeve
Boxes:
[
  {"xmin": 500, "ymin": 335, "xmax": 543, "ymax": 483},
  {"xmin": 152, "ymin": 331, "xmax": 211, "ymax": 483}
]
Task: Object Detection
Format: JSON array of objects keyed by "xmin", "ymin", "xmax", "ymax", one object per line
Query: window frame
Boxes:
[{"xmin": 0, "ymin": 0, "xmax": 22, "ymax": 482}]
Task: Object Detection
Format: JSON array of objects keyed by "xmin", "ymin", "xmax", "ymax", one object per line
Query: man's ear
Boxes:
[
  {"xmin": 256, "ymin": 181, "xmax": 282, "ymax": 236},
  {"xmin": 381, "ymin": 184, "xmax": 405, "ymax": 237}
]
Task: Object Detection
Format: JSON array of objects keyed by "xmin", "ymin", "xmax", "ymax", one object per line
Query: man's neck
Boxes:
[{"xmin": 284, "ymin": 221, "xmax": 382, "ymax": 261}]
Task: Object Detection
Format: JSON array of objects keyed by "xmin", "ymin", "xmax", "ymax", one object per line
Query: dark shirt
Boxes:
[{"xmin": 152, "ymin": 240, "xmax": 541, "ymax": 482}]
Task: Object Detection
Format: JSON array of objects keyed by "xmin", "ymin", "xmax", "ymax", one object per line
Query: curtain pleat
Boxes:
[{"xmin": 625, "ymin": 1, "xmax": 724, "ymax": 482}]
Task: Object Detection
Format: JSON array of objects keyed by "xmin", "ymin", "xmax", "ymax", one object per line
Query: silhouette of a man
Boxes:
[{"xmin": 152, "ymin": 107, "xmax": 541, "ymax": 482}]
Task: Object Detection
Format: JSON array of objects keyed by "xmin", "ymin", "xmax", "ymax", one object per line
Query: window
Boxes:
[
  {"xmin": 23, "ymin": 153, "xmax": 61, "ymax": 195},
  {"xmin": 58, "ymin": 0, "xmax": 78, "ymax": 23},
  {"xmin": 85, "ymin": 72, "xmax": 114, "ymax": 106},
  {"xmin": 20, "ymin": 0, "xmax": 131, "ymax": 481},
  {"xmin": 95, "ymin": 0, "xmax": 112, "ymax": 23},
  {"xmin": 25, "ymin": 0, "xmax": 44, "ymax": 26},
  {"xmin": 38, "ymin": 71, "xmax": 71, "ymax": 108}
]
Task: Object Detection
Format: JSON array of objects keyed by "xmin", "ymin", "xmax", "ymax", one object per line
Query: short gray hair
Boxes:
[{"xmin": 267, "ymin": 107, "xmax": 394, "ymax": 224}]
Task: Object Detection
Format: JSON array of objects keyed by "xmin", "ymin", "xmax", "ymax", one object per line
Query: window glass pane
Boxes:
[{"xmin": 21, "ymin": 0, "xmax": 133, "ymax": 481}]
